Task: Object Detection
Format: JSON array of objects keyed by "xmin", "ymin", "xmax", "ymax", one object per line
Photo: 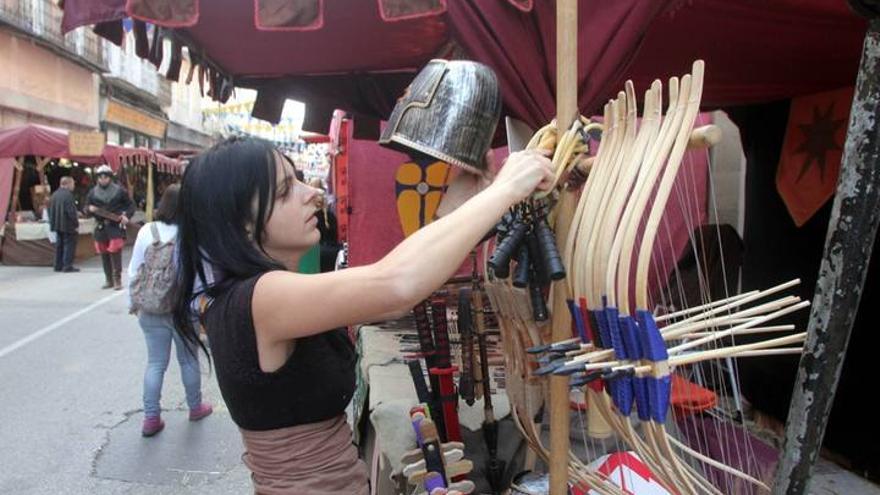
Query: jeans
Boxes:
[
  {"xmin": 138, "ymin": 312, "xmax": 202, "ymax": 418},
  {"xmin": 53, "ymin": 231, "xmax": 77, "ymax": 270}
]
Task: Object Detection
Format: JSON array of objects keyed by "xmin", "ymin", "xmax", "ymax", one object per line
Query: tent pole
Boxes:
[
  {"xmin": 9, "ymin": 157, "xmax": 24, "ymax": 220},
  {"xmin": 773, "ymin": 16, "xmax": 880, "ymax": 495},
  {"xmin": 36, "ymin": 157, "xmax": 50, "ymax": 186},
  {"xmin": 549, "ymin": 0, "xmax": 577, "ymax": 494},
  {"xmin": 146, "ymin": 157, "xmax": 154, "ymax": 222}
]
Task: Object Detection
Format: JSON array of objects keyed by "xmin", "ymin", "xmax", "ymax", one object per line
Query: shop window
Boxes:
[
  {"xmin": 120, "ymin": 129, "xmax": 136, "ymax": 148},
  {"xmin": 107, "ymin": 127, "xmax": 120, "ymax": 145}
]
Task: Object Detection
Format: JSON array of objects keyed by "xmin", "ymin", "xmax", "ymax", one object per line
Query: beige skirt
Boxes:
[{"xmin": 240, "ymin": 415, "xmax": 369, "ymax": 495}]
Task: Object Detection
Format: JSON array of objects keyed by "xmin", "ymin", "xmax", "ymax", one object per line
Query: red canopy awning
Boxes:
[
  {"xmin": 448, "ymin": 0, "xmax": 867, "ymax": 130},
  {"xmin": 0, "ymin": 124, "xmax": 184, "ymax": 173},
  {"xmin": 61, "ymin": 0, "xmax": 449, "ymax": 135},
  {"xmin": 0, "ymin": 124, "xmax": 111, "ymax": 165},
  {"xmin": 60, "ymin": 1, "xmax": 869, "ymax": 135}
]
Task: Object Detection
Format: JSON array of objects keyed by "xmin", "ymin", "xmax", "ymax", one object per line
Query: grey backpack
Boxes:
[{"xmin": 130, "ymin": 223, "xmax": 177, "ymax": 314}]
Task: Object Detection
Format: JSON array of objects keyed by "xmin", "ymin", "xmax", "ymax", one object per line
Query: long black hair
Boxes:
[{"xmin": 172, "ymin": 136, "xmax": 292, "ymax": 354}]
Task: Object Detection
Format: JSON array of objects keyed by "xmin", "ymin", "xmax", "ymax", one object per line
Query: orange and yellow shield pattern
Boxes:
[{"xmin": 395, "ymin": 159, "xmax": 450, "ymax": 237}]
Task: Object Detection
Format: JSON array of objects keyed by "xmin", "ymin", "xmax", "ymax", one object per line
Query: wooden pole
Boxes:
[
  {"xmin": 550, "ymin": 0, "xmax": 578, "ymax": 494},
  {"xmin": 773, "ymin": 16, "xmax": 880, "ymax": 495},
  {"xmin": 9, "ymin": 157, "xmax": 24, "ymax": 220},
  {"xmin": 36, "ymin": 157, "xmax": 50, "ymax": 186},
  {"xmin": 146, "ymin": 157, "xmax": 155, "ymax": 222}
]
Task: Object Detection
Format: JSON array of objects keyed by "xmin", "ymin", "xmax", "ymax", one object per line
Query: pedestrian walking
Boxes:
[
  {"xmin": 128, "ymin": 184, "xmax": 212, "ymax": 437},
  {"xmin": 86, "ymin": 164, "xmax": 134, "ymax": 290},
  {"xmin": 47, "ymin": 176, "xmax": 80, "ymax": 272}
]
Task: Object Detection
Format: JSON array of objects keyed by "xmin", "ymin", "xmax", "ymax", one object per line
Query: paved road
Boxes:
[
  {"xmin": 0, "ymin": 252, "xmax": 251, "ymax": 494},
  {"xmin": 2, "ymin": 253, "xmax": 879, "ymax": 495}
]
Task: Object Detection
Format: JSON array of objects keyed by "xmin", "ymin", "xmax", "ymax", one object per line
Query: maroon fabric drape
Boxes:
[
  {"xmin": 624, "ymin": 0, "xmax": 866, "ymax": 108},
  {"xmin": 60, "ymin": 0, "xmax": 126, "ymax": 34},
  {"xmin": 61, "ymin": 0, "xmax": 866, "ymax": 137},
  {"xmin": 127, "ymin": 0, "xmax": 199, "ymax": 27},
  {"xmin": 448, "ymin": 0, "xmax": 865, "ymax": 129},
  {"xmin": 255, "ymin": 0, "xmax": 323, "ymax": 31},
  {"xmin": 447, "ymin": 0, "xmax": 667, "ymax": 130},
  {"xmin": 248, "ymin": 72, "xmax": 415, "ymax": 136},
  {"xmin": 377, "ymin": 0, "xmax": 446, "ymax": 21}
]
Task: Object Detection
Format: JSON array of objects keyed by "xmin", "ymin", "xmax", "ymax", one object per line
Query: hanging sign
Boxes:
[{"xmin": 68, "ymin": 131, "xmax": 106, "ymax": 157}]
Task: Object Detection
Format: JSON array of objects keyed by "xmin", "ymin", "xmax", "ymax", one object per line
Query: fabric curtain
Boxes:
[
  {"xmin": 447, "ymin": 0, "xmax": 667, "ymax": 130},
  {"xmin": 255, "ymin": 0, "xmax": 323, "ymax": 31},
  {"xmin": 127, "ymin": 0, "xmax": 199, "ymax": 27},
  {"xmin": 377, "ymin": 0, "xmax": 446, "ymax": 21}
]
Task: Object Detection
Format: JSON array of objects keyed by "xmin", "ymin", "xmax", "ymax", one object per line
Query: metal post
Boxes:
[{"xmin": 773, "ymin": 17, "xmax": 880, "ymax": 495}]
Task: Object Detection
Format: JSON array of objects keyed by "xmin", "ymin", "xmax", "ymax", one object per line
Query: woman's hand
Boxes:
[{"xmin": 489, "ymin": 150, "xmax": 555, "ymax": 202}]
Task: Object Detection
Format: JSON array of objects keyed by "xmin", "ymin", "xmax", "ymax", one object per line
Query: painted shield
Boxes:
[{"xmin": 395, "ymin": 158, "xmax": 450, "ymax": 237}]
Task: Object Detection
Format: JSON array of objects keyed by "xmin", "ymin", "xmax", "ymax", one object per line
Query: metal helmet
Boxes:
[
  {"xmin": 380, "ymin": 59, "xmax": 502, "ymax": 175},
  {"xmin": 96, "ymin": 164, "xmax": 114, "ymax": 176}
]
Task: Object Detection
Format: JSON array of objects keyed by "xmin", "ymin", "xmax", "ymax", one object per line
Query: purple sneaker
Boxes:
[
  {"xmin": 142, "ymin": 416, "xmax": 165, "ymax": 437},
  {"xmin": 189, "ymin": 403, "xmax": 213, "ymax": 422}
]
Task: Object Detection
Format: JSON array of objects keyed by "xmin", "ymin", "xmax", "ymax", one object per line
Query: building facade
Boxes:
[
  {"xmin": 0, "ymin": 0, "xmax": 214, "ymax": 151},
  {"xmin": 0, "ymin": 0, "xmax": 102, "ymax": 131}
]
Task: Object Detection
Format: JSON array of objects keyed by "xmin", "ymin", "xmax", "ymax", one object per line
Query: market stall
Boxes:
[
  {"xmin": 58, "ymin": 1, "xmax": 880, "ymax": 492},
  {"xmin": 0, "ymin": 124, "xmax": 184, "ymax": 266},
  {"xmin": 0, "ymin": 124, "xmax": 113, "ymax": 265}
]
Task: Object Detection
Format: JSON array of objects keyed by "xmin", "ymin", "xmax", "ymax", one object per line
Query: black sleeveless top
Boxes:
[{"xmin": 204, "ymin": 274, "xmax": 357, "ymax": 431}]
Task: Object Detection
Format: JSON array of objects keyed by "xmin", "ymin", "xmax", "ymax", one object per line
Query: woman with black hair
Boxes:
[{"xmin": 172, "ymin": 137, "xmax": 553, "ymax": 494}]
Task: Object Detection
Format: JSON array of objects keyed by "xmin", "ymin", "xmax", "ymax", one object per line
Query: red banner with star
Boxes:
[{"xmin": 776, "ymin": 86, "xmax": 854, "ymax": 227}]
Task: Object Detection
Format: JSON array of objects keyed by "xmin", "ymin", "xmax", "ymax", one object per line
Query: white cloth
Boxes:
[
  {"xmin": 127, "ymin": 222, "xmax": 178, "ymax": 306},
  {"xmin": 42, "ymin": 209, "xmax": 56, "ymax": 244},
  {"xmin": 14, "ymin": 222, "xmax": 51, "ymax": 241}
]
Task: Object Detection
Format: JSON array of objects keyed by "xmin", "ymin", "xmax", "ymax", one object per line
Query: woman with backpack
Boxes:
[{"xmin": 128, "ymin": 184, "xmax": 212, "ymax": 437}]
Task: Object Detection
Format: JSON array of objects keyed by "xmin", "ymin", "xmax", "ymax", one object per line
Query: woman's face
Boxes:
[{"xmin": 260, "ymin": 154, "xmax": 322, "ymax": 260}]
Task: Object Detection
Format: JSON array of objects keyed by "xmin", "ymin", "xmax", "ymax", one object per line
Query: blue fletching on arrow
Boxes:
[
  {"xmin": 636, "ymin": 310, "xmax": 671, "ymax": 423},
  {"xmin": 568, "ymin": 299, "xmax": 588, "ymax": 343},
  {"xmin": 602, "ymin": 367, "xmax": 636, "ymax": 382},
  {"xmin": 592, "ymin": 308, "xmax": 617, "ymax": 397},
  {"xmin": 605, "ymin": 307, "xmax": 626, "ymax": 359},
  {"xmin": 620, "ymin": 315, "xmax": 651, "ymax": 422},
  {"xmin": 636, "ymin": 310, "xmax": 668, "ymax": 362},
  {"xmin": 648, "ymin": 375, "xmax": 672, "ymax": 424},
  {"xmin": 587, "ymin": 310, "xmax": 604, "ymax": 349},
  {"xmin": 605, "ymin": 306, "xmax": 633, "ymax": 416},
  {"xmin": 595, "ymin": 309, "xmax": 613, "ymax": 355},
  {"xmin": 619, "ymin": 315, "xmax": 642, "ymax": 360},
  {"xmin": 633, "ymin": 375, "xmax": 652, "ymax": 422}
]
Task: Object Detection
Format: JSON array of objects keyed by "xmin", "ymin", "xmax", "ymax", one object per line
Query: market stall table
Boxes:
[
  {"xmin": 354, "ymin": 319, "xmax": 528, "ymax": 495},
  {"xmin": 0, "ymin": 218, "xmax": 96, "ymax": 266}
]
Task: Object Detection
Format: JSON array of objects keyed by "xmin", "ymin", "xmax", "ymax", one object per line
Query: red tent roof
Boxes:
[
  {"xmin": 0, "ymin": 124, "xmax": 183, "ymax": 173},
  {"xmin": 0, "ymin": 124, "xmax": 109, "ymax": 165},
  {"xmin": 60, "ymin": 1, "xmax": 869, "ymax": 134},
  {"xmin": 183, "ymin": 1, "xmax": 446, "ymax": 78}
]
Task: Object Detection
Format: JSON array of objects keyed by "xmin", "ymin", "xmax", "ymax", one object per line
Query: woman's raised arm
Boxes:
[{"xmin": 253, "ymin": 150, "xmax": 554, "ymax": 342}]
